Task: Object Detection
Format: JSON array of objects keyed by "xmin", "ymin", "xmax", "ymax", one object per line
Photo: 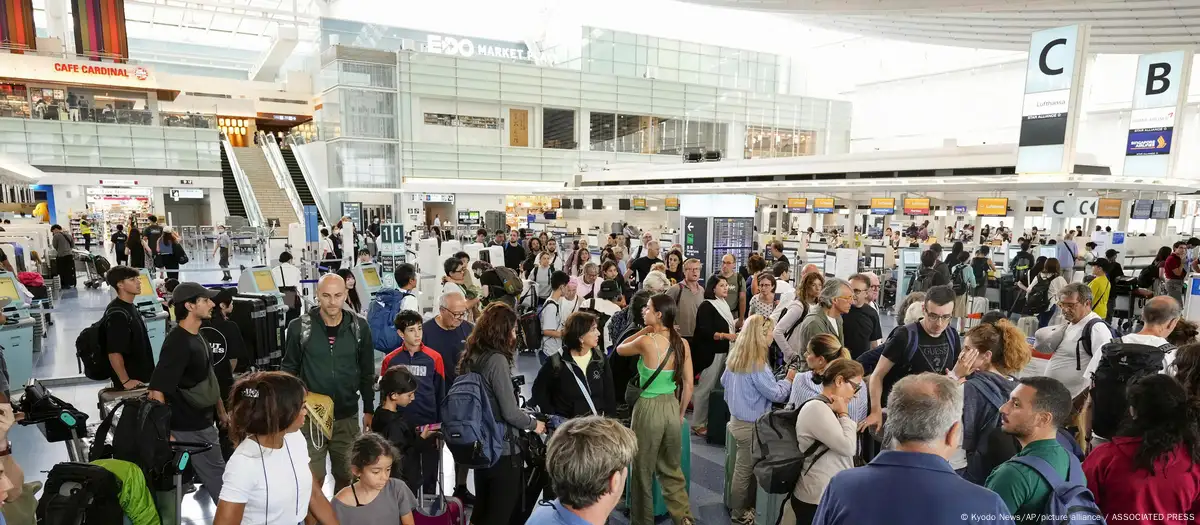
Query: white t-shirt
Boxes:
[
  {"xmin": 826, "ymin": 315, "xmax": 840, "ymax": 338},
  {"xmin": 399, "ymin": 288, "xmax": 419, "ymax": 313},
  {"xmin": 273, "ymin": 263, "xmax": 302, "ymax": 289},
  {"xmin": 1120, "ymin": 333, "xmax": 1173, "ymax": 370},
  {"xmin": 442, "ymin": 281, "xmax": 465, "ymax": 300},
  {"xmin": 540, "ymin": 298, "xmax": 565, "ymax": 357},
  {"xmin": 220, "ymin": 431, "xmax": 312, "ymax": 525},
  {"xmin": 433, "ymin": 217, "xmax": 441, "ymax": 227},
  {"xmin": 1043, "ymin": 312, "xmax": 1114, "ymax": 398}
]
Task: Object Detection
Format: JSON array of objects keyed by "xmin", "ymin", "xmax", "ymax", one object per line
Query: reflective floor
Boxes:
[{"xmin": 13, "ymin": 250, "xmax": 894, "ymax": 524}]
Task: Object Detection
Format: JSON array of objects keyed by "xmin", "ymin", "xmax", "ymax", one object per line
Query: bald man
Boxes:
[
  {"xmin": 801, "ymin": 263, "xmax": 820, "ymax": 277},
  {"xmin": 282, "ymin": 273, "xmax": 376, "ymax": 492}
]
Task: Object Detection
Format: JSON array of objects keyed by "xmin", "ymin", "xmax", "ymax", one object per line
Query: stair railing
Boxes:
[
  {"xmin": 222, "ymin": 137, "xmax": 265, "ymax": 228},
  {"xmin": 283, "ymin": 134, "xmax": 332, "ymax": 228},
  {"xmin": 258, "ymin": 132, "xmax": 306, "ymax": 231}
]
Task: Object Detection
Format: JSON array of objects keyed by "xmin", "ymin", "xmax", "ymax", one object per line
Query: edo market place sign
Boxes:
[
  {"xmin": 53, "ymin": 62, "xmax": 149, "ymax": 81},
  {"xmin": 427, "ymin": 34, "xmax": 541, "ymax": 62}
]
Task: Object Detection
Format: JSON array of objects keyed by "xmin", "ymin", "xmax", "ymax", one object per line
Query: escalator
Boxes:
[
  {"xmin": 221, "ymin": 146, "xmax": 248, "ymax": 219},
  {"xmin": 279, "ymin": 148, "xmax": 316, "ymax": 208}
]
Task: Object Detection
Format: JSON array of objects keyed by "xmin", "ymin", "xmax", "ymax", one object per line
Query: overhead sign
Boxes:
[
  {"xmin": 954, "ymin": 205, "xmax": 968, "ymax": 214},
  {"xmin": 377, "ymin": 222, "xmax": 406, "ymax": 256},
  {"xmin": 632, "ymin": 197, "xmax": 647, "ymax": 211},
  {"xmin": 977, "ymin": 198, "xmax": 1009, "ymax": 216},
  {"xmin": 683, "ymin": 216, "xmax": 709, "ymax": 274},
  {"xmin": 870, "ymin": 198, "xmax": 895, "ymax": 215},
  {"xmin": 787, "ymin": 197, "xmax": 808, "ymax": 213},
  {"xmin": 1097, "ymin": 198, "xmax": 1122, "ymax": 218},
  {"xmin": 0, "ymin": 54, "xmax": 158, "ymax": 89},
  {"xmin": 1152, "ymin": 199, "xmax": 1172, "ymax": 219},
  {"xmin": 427, "ymin": 34, "xmax": 542, "ymax": 62},
  {"xmin": 1045, "ymin": 197, "xmax": 1073, "ymax": 218},
  {"xmin": 99, "ymin": 179, "xmax": 136, "ymax": 186},
  {"xmin": 1132, "ymin": 199, "xmax": 1153, "ymax": 219},
  {"xmin": 813, "ymin": 198, "xmax": 835, "ymax": 214},
  {"xmin": 665, "ymin": 197, "xmax": 680, "ymax": 211},
  {"xmin": 412, "ymin": 193, "xmax": 454, "ymax": 203},
  {"xmin": 1076, "ymin": 197, "xmax": 1098, "ymax": 218},
  {"xmin": 1124, "ymin": 50, "xmax": 1192, "ymax": 177},
  {"xmin": 169, "ymin": 188, "xmax": 203, "ymax": 200},
  {"xmin": 902, "ymin": 198, "xmax": 929, "ymax": 216},
  {"xmin": 1017, "ymin": 25, "xmax": 1090, "ymax": 174}
]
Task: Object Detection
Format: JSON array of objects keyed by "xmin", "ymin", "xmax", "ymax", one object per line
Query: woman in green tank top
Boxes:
[{"xmin": 616, "ymin": 294, "xmax": 696, "ymax": 525}]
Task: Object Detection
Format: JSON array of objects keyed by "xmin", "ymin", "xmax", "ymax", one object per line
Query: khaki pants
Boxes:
[
  {"xmin": 728, "ymin": 419, "xmax": 757, "ymax": 512},
  {"xmin": 304, "ymin": 416, "xmax": 360, "ymax": 492},
  {"xmin": 631, "ymin": 394, "xmax": 693, "ymax": 525}
]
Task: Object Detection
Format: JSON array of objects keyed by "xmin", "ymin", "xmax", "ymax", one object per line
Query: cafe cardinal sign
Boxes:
[{"xmin": 53, "ymin": 62, "xmax": 148, "ymax": 80}]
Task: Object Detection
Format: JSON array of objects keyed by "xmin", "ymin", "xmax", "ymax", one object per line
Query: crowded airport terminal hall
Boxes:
[{"xmin": 10, "ymin": 0, "xmax": 1200, "ymax": 523}]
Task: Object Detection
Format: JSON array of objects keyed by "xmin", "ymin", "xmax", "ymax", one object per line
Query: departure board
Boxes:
[{"xmin": 711, "ymin": 218, "xmax": 754, "ymax": 270}]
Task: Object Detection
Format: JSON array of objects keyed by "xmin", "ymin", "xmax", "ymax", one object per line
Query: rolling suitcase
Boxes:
[
  {"xmin": 624, "ymin": 419, "xmax": 691, "ymax": 519},
  {"xmin": 723, "ymin": 422, "xmax": 738, "ymax": 509},
  {"xmin": 756, "ymin": 485, "xmax": 789, "ymax": 525},
  {"xmin": 706, "ymin": 388, "xmax": 730, "ymax": 446},
  {"xmin": 962, "ymin": 296, "xmax": 988, "ymax": 330},
  {"xmin": 414, "ymin": 443, "xmax": 465, "ymax": 525},
  {"xmin": 238, "ymin": 292, "xmax": 285, "ymax": 368},
  {"xmin": 230, "ymin": 295, "xmax": 270, "ymax": 370}
]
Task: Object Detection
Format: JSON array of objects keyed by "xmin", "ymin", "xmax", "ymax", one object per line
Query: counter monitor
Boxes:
[
  {"xmin": 903, "ymin": 250, "xmax": 921, "ymax": 266},
  {"xmin": 253, "ymin": 269, "xmax": 278, "ymax": 292},
  {"xmin": 360, "ymin": 266, "xmax": 382, "ymax": 288},
  {"xmin": 137, "ymin": 273, "xmax": 156, "ymax": 299},
  {"xmin": 0, "ymin": 276, "xmax": 18, "ymax": 304}
]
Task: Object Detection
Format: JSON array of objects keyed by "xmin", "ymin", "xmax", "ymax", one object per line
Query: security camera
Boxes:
[{"xmin": 1067, "ymin": 191, "xmax": 1075, "ymax": 197}]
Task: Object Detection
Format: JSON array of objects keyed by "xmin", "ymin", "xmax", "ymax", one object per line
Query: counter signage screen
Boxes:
[
  {"xmin": 1152, "ymin": 199, "xmax": 1172, "ymax": 219},
  {"xmin": 1132, "ymin": 199, "xmax": 1153, "ymax": 219},
  {"xmin": 561, "ymin": 198, "xmax": 572, "ymax": 210},
  {"xmin": 1097, "ymin": 198, "xmax": 1122, "ymax": 219},
  {"xmin": 977, "ymin": 198, "xmax": 1009, "ymax": 216},
  {"xmin": 1126, "ymin": 128, "xmax": 1173, "ymax": 156},
  {"xmin": 632, "ymin": 198, "xmax": 646, "ymax": 211},
  {"xmin": 590, "ymin": 199, "xmax": 602, "ymax": 210},
  {"xmin": 787, "ymin": 198, "xmax": 808, "ymax": 213},
  {"xmin": 954, "ymin": 205, "xmax": 968, "ymax": 214},
  {"xmin": 813, "ymin": 198, "xmax": 835, "ymax": 214},
  {"xmin": 902, "ymin": 198, "xmax": 930, "ymax": 216},
  {"xmin": 665, "ymin": 197, "xmax": 680, "ymax": 211},
  {"xmin": 870, "ymin": 198, "xmax": 895, "ymax": 215}
]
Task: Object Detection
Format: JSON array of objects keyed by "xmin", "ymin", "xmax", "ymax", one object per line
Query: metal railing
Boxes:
[
  {"xmin": 258, "ymin": 131, "xmax": 307, "ymax": 233},
  {"xmin": 282, "ymin": 134, "xmax": 331, "ymax": 227},
  {"xmin": 222, "ymin": 137, "xmax": 265, "ymax": 228}
]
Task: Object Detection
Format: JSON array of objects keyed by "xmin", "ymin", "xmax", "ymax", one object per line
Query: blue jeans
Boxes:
[{"xmin": 1037, "ymin": 306, "xmax": 1057, "ymax": 328}]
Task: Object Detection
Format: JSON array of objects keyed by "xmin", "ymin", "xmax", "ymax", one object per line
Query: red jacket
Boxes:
[{"xmin": 1083, "ymin": 436, "xmax": 1200, "ymax": 525}]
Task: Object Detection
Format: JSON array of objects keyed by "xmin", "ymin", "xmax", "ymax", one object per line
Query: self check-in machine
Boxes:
[
  {"xmin": 351, "ymin": 263, "xmax": 389, "ymax": 311},
  {"xmin": 134, "ymin": 269, "xmax": 169, "ymax": 362},
  {"xmin": 0, "ymin": 271, "xmax": 36, "ymax": 393},
  {"xmin": 897, "ymin": 248, "xmax": 922, "ymax": 302},
  {"xmin": 1185, "ymin": 274, "xmax": 1200, "ymax": 324}
]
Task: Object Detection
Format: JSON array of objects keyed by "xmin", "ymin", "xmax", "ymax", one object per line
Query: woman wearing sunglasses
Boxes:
[{"xmin": 791, "ymin": 357, "xmax": 865, "ymax": 525}]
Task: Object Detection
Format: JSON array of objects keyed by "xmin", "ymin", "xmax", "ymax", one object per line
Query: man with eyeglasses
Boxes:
[
  {"xmin": 795, "ymin": 279, "xmax": 853, "ymax": 366},
  {"xmin": 862, "ymin": 285, "xmax": 962, "ymax": 434},
  {"xmin": 420, "ymin": 291, "xmax": 477, "ymax": 503},
  {"xmin": 842, "ymin": 274, "xmax": 883, "ymax": 359},
  {"xmin": 1042, "ymin": 283, "xmax": 1113, "ymax": 403}
]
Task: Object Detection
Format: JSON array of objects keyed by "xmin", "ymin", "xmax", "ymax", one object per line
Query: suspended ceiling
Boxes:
[{"xmin": 676, "ymin": 0, "xmax": 1200, "ymax": 53}]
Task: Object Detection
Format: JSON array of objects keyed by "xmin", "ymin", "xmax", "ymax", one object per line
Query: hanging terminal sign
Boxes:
[{"xmin": 53, "ymin": 62, "xmax": 149, "ymax": 81}]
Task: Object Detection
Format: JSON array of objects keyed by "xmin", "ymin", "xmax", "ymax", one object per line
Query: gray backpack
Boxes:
[{"xmin": 752, "ymin": 395, "xmax": 830, "ymax": 495}]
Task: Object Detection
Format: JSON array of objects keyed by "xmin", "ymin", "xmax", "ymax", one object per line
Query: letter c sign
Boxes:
[{"xmin": 1039, "ymin": 38, "xmax": 1067, "ymax": 76}]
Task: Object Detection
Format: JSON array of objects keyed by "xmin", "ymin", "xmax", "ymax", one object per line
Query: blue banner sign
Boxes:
[{"xmin": 1126, "ymin": 128, "xmax": 1173, "ymax": 156}]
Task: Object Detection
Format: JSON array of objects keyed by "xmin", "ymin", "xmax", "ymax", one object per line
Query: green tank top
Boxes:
[{"xmin": 637, "ymin": 333, "xmax": 677, "ymax": 398}]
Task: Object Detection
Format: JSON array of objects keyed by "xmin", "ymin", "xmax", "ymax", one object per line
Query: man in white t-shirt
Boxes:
[
  {"xmin": 539, "ymin": 271, "xmax": 571, "ymax": 364},
  {"xmin": 1043, "ymin": 283, "xmax": 1112, "ymax": 400}
]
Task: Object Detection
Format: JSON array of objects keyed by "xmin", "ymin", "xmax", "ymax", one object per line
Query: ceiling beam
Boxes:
[{"xmin": 126, "ymin": 0, "xmax": 317, "ymax": 26}]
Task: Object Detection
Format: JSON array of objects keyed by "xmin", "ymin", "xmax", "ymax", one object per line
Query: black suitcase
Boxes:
[
  {"xmin": 238, "ymin": 292, "xmax": 286, "ymax": 368},
  {"xmin": 230, "ymin": 295, "xmax": 270, "ymax": 370}
]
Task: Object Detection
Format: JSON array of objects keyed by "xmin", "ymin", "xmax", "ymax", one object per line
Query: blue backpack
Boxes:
[
  {"xmin": 1012, "ymin": 455, "xmax": 1106, "ymax": 525},
  {"xmin": 441, "ymin": 358, "xmax": 507, "ymax": 469},
  {"xmin": 367, "ymin": 288, "xmax": 413, "ymax": 353}
]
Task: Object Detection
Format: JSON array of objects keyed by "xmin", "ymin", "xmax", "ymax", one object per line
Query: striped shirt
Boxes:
[{"xmin": 789, "ymin": 370, "xmax": 869, "ymax": 423}]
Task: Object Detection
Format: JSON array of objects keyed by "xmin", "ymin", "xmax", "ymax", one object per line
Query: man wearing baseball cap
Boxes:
[
  {"xmin": 581, "ymin": 280, "xmax": 625, "ymax": 353},
  {"xmin": 148, "ymin": 282, "xmax": 227, "ymax": 504}
]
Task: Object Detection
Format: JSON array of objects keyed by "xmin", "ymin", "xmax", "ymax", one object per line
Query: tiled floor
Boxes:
[{"xmin": 14, "ymin": 249, "xmax": 897, "ymax": 524}]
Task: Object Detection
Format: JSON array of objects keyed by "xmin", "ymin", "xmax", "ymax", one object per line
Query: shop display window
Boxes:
[
  {"xmin": 422, "ymin": 112, "xmax": 503, "ymax": 130},
  {"xmin": 0, "ymin": 83, "xmax": 30, "ymax": 119},
  {"xmin": 745, "ymin": 126, "xmax": 816, "ymax": 159}
]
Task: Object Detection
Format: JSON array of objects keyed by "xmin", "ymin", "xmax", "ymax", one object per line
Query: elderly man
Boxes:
[
  {"xmin": 416, "ymin": 291, "xmax": 477, "ymax": 502},
  {"xmin": 863, "ymin": 285, "xmax": 961, "ymax": 433},
  {"xmin": 796, "ymin": 279, "xmax": 852, "ymax": 359},
  {"xmin": 864, "ymin": 272, "xmax": 882, "ymax": 310},
  {"xmin": 631, "ymin": 230, "xmax": 655, "ymax": 260},
  {"xmin": 801, "ymin": 263, "xmax": 820, "ymax": 278},
  {"xmin": 526, "ymin": 417, "xmax": 639, "ymax": 525},
  {"xmin": 1042, "ymin": 283, "xmax": 1114, "ymax": 401},
  {"xmin": 282, "ymin": 274, "xmax": 376, "ymax": 491},
  {"xmin": 579, "ymin": 261, "xmax": 602, "ymax": 300},
  {"xmin": 842, "ymin": 274, "xmax": 883, "ymax": 359},
  {"xmin": 812, "ymin": 374, "xmax": 1013, "ymax": 525},
  {"xmin": 669, "ymin": 258, "xmax": 706, "ymax": 352}
]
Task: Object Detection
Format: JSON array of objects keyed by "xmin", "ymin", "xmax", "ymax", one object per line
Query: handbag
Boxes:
[
  {"xmin": 624, "ymin": 342, "xmax": 676, "ymax": 406},
  {"xmin": 176, "ymin": 245, "xmax": 189, "ymax": 265}
]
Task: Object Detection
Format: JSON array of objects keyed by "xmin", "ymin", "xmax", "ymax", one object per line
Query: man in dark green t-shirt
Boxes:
[{"xmin": 986, "ymin": 376, "xmax": 1078, "ymax": 521}]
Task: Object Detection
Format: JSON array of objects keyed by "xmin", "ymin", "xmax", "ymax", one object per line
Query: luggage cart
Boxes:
[{"xmin": 73, "ymin": 249, "xmax": 110, "ymax": 289}]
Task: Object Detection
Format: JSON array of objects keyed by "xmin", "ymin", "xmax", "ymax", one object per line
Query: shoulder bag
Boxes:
[{"xmin": 624, "ymin": 338, "xmax": 677, "ymax": 406}]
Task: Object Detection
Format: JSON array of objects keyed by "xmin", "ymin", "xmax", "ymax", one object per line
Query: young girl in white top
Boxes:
[
  {"xmin": 792, "ymin": 358, "xmax": 864, "ymax": 525},
  {"xmin": 215, "ymin": 372, "xmax": 338, "ymax": 525},
  {"xmin": 333, "ymin": 432, "xmax": 419, "ymax": 525}
]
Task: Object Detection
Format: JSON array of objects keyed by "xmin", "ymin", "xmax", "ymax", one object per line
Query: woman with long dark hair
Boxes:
[
  {"xmin": 691, "ymin": 274, "xmax": 736, "ymax": 437},
  {"xmin": 616, "ymin": 294, "xmax": 696, "ymax": 525},
  {"xmin": 1083, "ymin": 374, "xmax": 1200, "ymax": 521},
  {"xmin": 158, "ymin": 230, "xmax": 182, "ymax": 280},
  {"xmin": 455, "ymin": 304, "xmax": 546, "ymax": 525},
  {"xmin": 336, "ymin": 268, "xmax": 362, "ymax": 313},
  {"xmin": 127, "ymin": 221, "xmax": 148, "ymax": 269}
]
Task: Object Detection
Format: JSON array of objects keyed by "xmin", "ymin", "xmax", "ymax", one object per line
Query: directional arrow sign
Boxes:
[{"xmin": 683, "ymin": 217, "xmax": 709, "ymax": 273}]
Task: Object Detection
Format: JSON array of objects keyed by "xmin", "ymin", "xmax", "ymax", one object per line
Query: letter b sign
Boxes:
[{"xmin": 1146, "ymin": 62, "xmax": 1171, "ymax": 95}]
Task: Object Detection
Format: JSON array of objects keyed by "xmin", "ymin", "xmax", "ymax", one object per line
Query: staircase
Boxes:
[
  {"xmin": 220, "ymin": 147, "xmax": 247, "ymax": 220},
  {"xmin": 231, "ymin": 147, "xmax": 299, "ymax": 228},
  {"xmin": 280, "ymin": 148, "xmax": 316, "ymax": 208}
]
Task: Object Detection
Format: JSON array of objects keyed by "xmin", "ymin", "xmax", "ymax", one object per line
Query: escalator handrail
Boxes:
[
  {"xmin": 259, "ymin": 132, "xmax": 306, "ymax": 231},
  {"xmin": 282, "ymin": 134, "xmax": 332, "ymax": 228},
  {"xmin": 222, "ymin": 138, "xmax": 265, "ymax": 228}
]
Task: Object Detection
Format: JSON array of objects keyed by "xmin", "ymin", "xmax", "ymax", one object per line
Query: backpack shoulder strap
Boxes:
[
  {"xmin": 299, "ymin": 313, "xmax": 312, "ymax": 348},
  {"xmin": 1012, "ymin": 455, "xmax": 1064, "ymax": 487},
  {"xmin": 905, "ymin": 323, "xmax": 920, "ymax": 363}
]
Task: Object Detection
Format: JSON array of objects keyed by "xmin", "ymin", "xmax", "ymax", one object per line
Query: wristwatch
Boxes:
[{"xmin": 0, "ymin": 442, "xmax": 12, "ymax": 457}]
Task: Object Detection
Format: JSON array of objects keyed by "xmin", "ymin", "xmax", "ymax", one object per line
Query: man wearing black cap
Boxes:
[
  {"xmin": 1105, "ymin": 249, "xmax": 1125, "ymax": 281},
  {"xmin": 580, "ymin": 280, "xmax": 625, "ymax": 353},
  {"xmin": 201, "ymin": 287, "xmax": 248, "ymax": 459},
  {"xmin": 148, "ymin": 281, "xmax": 227, "ymax": 504}
]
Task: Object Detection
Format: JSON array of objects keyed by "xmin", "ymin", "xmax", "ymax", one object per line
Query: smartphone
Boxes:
[{"xmin": 421, "ymin": 423, "xmax": 442, "ymax": 432}]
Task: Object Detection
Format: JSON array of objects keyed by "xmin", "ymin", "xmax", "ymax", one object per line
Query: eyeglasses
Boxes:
[
  {"xmin": 1058, "ymin": 301, "xmax": 1079, "ymax": 310},
  {"xmin": 440, "ymin": 307, "xmax": 467, "ymax": 319},
  {"xmin": 851, "ymin": 288, "xmax": 868, "ymax": 295},
  {"xmin": 849, "ymin": 380, "xmax": 863, "ymax": 395},
  {"xmin": 925, "ymin": 313, "xmax": 954, "ymax": 323},
  {"xmin": 868, "ymin": 285, "xmax": 881, "ymax": 290}
]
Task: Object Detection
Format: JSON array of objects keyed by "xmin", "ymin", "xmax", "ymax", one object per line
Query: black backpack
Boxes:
[
  {"xmin": 1137, "ymin": 263, "xmax": 1160, "ymax": 290},
  {"xmin": 951, "ymin": 263, "xmax": 969, "ymax": 296},
  {"xmin": 1024, "ymin": 277, "xmax": 1054, "ymax": 315},
  {"xmin": 767, "ymin": 304, "xmax": 808, "ymax": 371},
  {"xmin": 971, "ymin": 257, "xmax": 990, "ymax": 288},
  {"xmin": 1011, "ymin": 252, "xmax": 1034, "ymax": 284},
  {"xmin": 89, "ymin": 396, "xmax": 177, "ymax": 491},
  {"xmin": 908, "ymin": 267, "xmax": 937, "ymax": 294},
  {"xmin": 1090, "ymin": 339, "xmax": 1173, "ymax": 439},
  {"xmin": 74, "ymin": 308, "xmax": 130, "ymax": 381},
  {"xmin": 36, "ymin": 462, "xmax": 124, "ymax": 525}
]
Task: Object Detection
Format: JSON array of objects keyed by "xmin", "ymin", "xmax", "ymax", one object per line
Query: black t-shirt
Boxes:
[
  {"xmin": 148, "ymin": 327, "xmax": 215, "ymax": 431},
  {"xmin": 104, "ymin": 298, "xmax": 154, "ymax": 384},
  {"xmin": 322, "ymin": 321, "xmax": 339, "ymax": 347},
  {"xmin": 630, "ymin": 256, "xmax": 663, "ymax": 286},
  {"xmin": 200, "ymin": 316, "xmax": 247, "ymax": 399},
  {"xmin": 143, "ymin": 225, "xmax": 164, "ymax": 253},
  {"xmin": 110, "ymin": 232, "xmax": 127, "ymax": 253},
  {"xmin": 842, "ymin": 304, "xmax": 882, "ymax": 360},
  {"xmin": 879, "ymin": 323, "xmax": 959, "ymax": 406}
]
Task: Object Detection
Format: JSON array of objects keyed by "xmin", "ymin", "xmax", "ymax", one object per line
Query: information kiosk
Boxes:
[
  {"xmin": 0, "ymin": 271, "xmax": 36, "ymax": 393},
  {"xmin": 134, "ymin": 269, "xmax": 169, "ymax": 361},
  {"xmin": 351, "ymin": 263, "xmax": 389, "ymax": 312}
]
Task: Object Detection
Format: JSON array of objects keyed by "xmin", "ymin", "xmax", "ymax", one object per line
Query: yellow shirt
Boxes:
[{"xmin": 1089, "ymin": 275, "xmax": 1111, "ymax": 319}]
